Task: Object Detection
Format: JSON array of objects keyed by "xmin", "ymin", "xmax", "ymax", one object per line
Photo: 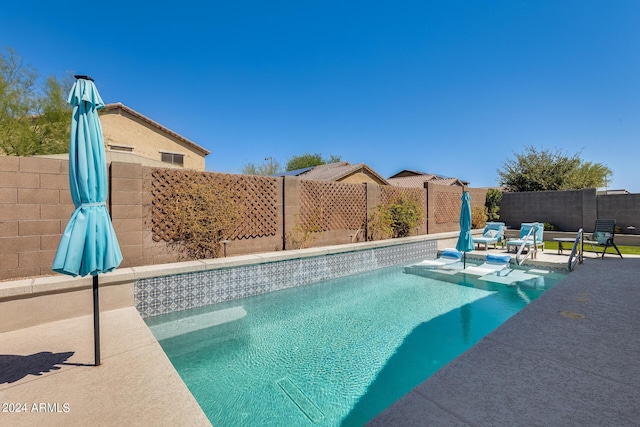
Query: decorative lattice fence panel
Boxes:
[
  {"xmin": 380, "ymin": 186, "xmax": 426, "ymax": 211},
  {"xmin": 299, "ymin": 180, "xmax": 366, "ymax": 231},
  {"xmin": 151, "ymin": 169, "xmax": 279, "ymax": 242},
  {"xmin": 434, "ymin": 190, "xmax": 461, "ymax": 224}
]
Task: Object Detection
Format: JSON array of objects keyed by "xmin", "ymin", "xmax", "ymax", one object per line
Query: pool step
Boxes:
[{"xmin": 276, "ymin": 377, "xmax": 324, "ymax": 423}]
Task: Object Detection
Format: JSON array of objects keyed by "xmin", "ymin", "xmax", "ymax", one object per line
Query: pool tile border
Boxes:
[{"xmin": 135, "ymin": 240, "xmax": 438, "ymax": 317}]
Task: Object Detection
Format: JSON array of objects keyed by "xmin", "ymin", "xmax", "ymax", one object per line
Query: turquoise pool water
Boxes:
[{"xmin": 146, "ymin": 263, "xmax": 566, "ymax": 426}]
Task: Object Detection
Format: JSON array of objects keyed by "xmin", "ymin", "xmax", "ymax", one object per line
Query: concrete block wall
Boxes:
[
  {"xmin": 283, "ymin": 175, "xmax": 301, "ymax": 249},
  {"xmin": 0, "ymin": 156, "xmax": 75, "ymax": 279},
  {"xmin": 282, "ymin": 177, "xmax": 366, "ymax": 249},
  {"xmin": 598, "ymin": 193, "xmax": 640, "ymax": 233},
  {"xmin": 424, "ymin": 184, "xmax": 488, "ymax": 234},
  {"xmin": 110, "ymin": 162, "xmax": 145, "ymax": 268},
  {"xmin": 139, "ymin": 166, "xmax": 183, "ymax": 265},
  {"xmin": 498, "ymin": 188, "xmax": 640, "ymax": 235},
  {"xmin": 426, "ymin": 183, "xmax": 461, "ymax": 234},
  {"xmin": 4, "ymin": 154, "xmax": 640, "ymax": 283},
  {"xmin": 499, "ymin": 189, "xmax": 600, "ymax": 233},
  {"xmin": 466, "ymin": 186, "xmax": 490, "ymax": 216},
  {"xmin": 1, "ymin": 155, "xmax": 491, "ymax": 281},
  {"xmin": 365, "ymin": 182, "xmax": 382, "ymax": 236},
  {"xmin": 222, "ymin": 178, "xmax": 284, "ymax": 257}
]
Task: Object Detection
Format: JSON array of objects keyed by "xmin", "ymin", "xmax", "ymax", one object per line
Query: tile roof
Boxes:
[
  {"xmin": 387, "ymin": 175, "xmax": 466, "ymax": 187},
  {"xmin": 389, "ymin": 169, "xmax": 456, "ymax": 179},
  {"xmin": 388, "ymin": 169, "xmax": 435, "ymax": 179},
  {"xmin": 299, "ymin": 162, "xmax": 389, "ymax": 184}
]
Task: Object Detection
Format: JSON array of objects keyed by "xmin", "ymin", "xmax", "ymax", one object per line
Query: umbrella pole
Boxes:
[{"xmin": 93, "ymin": 275, "xmax": 100, "ymax": 366}]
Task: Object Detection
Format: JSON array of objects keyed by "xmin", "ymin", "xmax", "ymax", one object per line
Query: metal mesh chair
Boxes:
[{"xmin": 583, "ymin": 219, "xmax": 623, "ymax": 259}]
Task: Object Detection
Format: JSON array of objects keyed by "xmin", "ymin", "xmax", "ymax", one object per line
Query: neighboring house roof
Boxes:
[
  {"xmin": 387, "ymin": 173, "xmax": 468, "ymax": 188},
  {"xmin": 431, "ymin": 177, "xmax": 467, "ymax": 186},
  {"xmin": 273, "ymin": 166, "xmax": 314, "ymax": 177},
  {"xmin": 34, "ymin": 151, "xmax": 182, "ymax": 168},
  {"xmin": 388, "ymin": 169, "xmax": 440, "ymax": 179},
  {"xmin": 597, "ymin": 189, "xmax": 630, "ymax": 195},
  {"xmin": 102, "ymin": 103, "xmax": 210, "ymax": 156},
  {"xmin": 388, "ymin": 169, "xmax": 469, "ymax": 185},
  {"xmin": 296, "ymin": 162, "xmax": 389, "ymax": 185}
]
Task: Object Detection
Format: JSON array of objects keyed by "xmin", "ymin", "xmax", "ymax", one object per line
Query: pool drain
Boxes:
[
  {"xmin": 277, "ymin": 377, "xmax": 324, "ymax": 423},
  {"xmin": 560, "ymin": 310, "xmax": 586, "ymax": 320}
]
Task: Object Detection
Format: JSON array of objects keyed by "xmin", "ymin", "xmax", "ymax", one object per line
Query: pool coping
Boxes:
[{"xmin": 0, "ymin": 233, "xmax": 454, "ymax": 300}]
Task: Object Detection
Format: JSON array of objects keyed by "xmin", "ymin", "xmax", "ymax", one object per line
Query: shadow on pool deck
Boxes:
[
  {"xmin": 0, "ymin": 307, "xmax": 211, "ymax": 427},
  {"xmin": 366, "ymin": 256, "xmax": 640, "ymax": 426}
]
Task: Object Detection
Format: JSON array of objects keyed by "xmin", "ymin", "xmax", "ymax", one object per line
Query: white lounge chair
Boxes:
[
  {"xmin": 462, "ymin": 253, "xmax": 511, "ymax": 276},
  {"xmin": 412, "ymin": 248, "xmax": 463, "ymax": 268}
]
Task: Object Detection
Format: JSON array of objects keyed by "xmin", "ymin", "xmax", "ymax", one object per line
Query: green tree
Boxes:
[
  {"xmin": 326, "ymin": 154, "xmax": 342, "ymax": 163},
  {"xmin": 32, "ymin": 76, "xmax": 73, "ymax": 154},
  {"xmin": 485, "ymin": 188, "xmax": 502, "ymax": 221},
  {"xmin": 569, "ymin": 161, "xmax": 612, "ymax": 189},
  {"xmin": 498, "ymin": 146, "xmax": 611, "ymax": 192},
  {"xmin": 241, "ymin": 158, "xmax": 282, "ymax": 176},
  {"xmin": 285, "ymin": 153, "xmax": 342, "ymax": 171},
  {"xmin": 0, "ymin": 48, "xmax": 72, "ymax": 156},
  {"xmin": 286, "ymin": 153, "xmax": 324, "ymax": 171}
]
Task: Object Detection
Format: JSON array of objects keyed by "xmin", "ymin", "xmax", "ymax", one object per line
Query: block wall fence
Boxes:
[
  {"xmin": 498, "ymin": 188, "xmax": 640, "ymax": 234},
  {"xmin": 0, "ymin": 156, "xmax": 491, "ymax": 281},
  {"xmin": 3, "ymin": 156, "xmax": 640, "ymax": 282}
]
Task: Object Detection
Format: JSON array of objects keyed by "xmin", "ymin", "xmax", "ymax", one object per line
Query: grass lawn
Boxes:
[{"xmin": 544, "ymin": 241, "xmax": 640, "ymax": 255}]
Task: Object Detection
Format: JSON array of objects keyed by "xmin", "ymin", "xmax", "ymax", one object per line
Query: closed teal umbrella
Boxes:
[
  {"xmin": 456, "ymin": 191, "xmax": 474, "ymax": 268},
  {"xmin": 53, "ymin": 76, "xmax": 123, "ymax": 366}
]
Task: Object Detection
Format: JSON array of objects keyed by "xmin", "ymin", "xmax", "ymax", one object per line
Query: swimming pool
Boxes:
[{"xmin": 146, "ymin": 262, "xmax": 566, "ymax": 426}]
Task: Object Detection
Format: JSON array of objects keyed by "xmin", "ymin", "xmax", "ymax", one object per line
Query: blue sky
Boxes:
[{"xmin": 2, "ymin": 1, "xmax": 639, "ymax": 191}]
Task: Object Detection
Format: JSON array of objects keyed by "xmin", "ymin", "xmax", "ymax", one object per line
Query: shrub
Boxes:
[
  {"xmin": 472, "ymin": 206, "xmax": 488, "ymax": 229},
  {"xmin": 368, "ymin": 204, "xmax": 394, "ymax": 240},
  {"xmin": 543, "ymin": 222, "xmax": 559, "ymax": 231},
  {"xmin": 286, "ymin": 210, "xmax": 322, "ymax": 249},
  {"xmin": 162, "ymin": 177, "xmax": 245, "ymax": 258},
  {"xmin": 368, "ymin": 194, "xmax": 424, "ymax": 240}
]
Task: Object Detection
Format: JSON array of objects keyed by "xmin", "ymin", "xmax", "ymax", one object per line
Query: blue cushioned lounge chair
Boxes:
[
  {"xmin": 506, "ymin": 222, "xmax": 544, "ymax": 254},
  {"xmin": 473, "ymin": 222, "xmax": 505, "ymax": 250}
]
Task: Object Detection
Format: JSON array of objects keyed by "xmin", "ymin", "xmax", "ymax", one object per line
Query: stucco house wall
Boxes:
[
  {"xmin": 339, "ymin": 170, "xmax": 385, "ymax": 185},
  {"xmin": 100, "ymin": 103, "xmax": 209, "ymax": 171}
]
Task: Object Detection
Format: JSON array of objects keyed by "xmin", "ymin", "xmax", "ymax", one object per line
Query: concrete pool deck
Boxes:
[
  {"xmin": 0, "ymin": 306, "xmax": 211, "ymax": 427},
  {"xmin": 0, "ymin": 246, "xmax": 637, "ymax": 426},
  {"xmin": 368, "ymin": 252, "xmax": 640, "ymax": 426}
]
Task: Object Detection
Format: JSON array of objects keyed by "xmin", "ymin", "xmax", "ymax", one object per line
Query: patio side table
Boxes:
[{"xmin": 553, "ymin": 237, "xmax": 576, "ymax": 255}]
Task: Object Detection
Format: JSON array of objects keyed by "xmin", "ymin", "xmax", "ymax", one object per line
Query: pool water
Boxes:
[{"xmin": 146, "ymin": 263, "xmax": 565, "ymax": 426}]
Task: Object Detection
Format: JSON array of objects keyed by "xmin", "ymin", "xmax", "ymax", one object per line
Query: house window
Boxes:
[
  {"xmin": 161, "ymin": 152, "xmax": 184, "ymax": 166},
  {"xmin": 109, "ymin": 145, "xmax": 134, "ymax": 152}
]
